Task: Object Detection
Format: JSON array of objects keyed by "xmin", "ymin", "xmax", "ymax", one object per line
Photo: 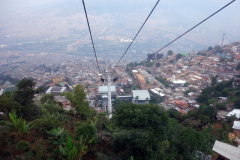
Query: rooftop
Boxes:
[
  {"xmin": 98, "ymin": 86, "xmax": 116, "ymax": 93},
  {"xmin": 132, "ymin": 90, "xmax": 151, "ymax": 100},
  {"xmin": 136, "ymin": 74, "xmax": 146, "ymax": 84},
  {"xmin": 233, "ymin": 121, "xmax": 240, "ymax": 130},
  {"xmin": 212, "ymin": 140, "xmax": 240, "ymax": 160},
  {"xmin": 228, "ymin": 109, "xmax": 240, "ymax": 119}
]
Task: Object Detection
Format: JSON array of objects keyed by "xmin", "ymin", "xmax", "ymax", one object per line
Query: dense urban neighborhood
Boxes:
[{"xmin": 1, "ymin": 41, "xmax": 240, "ymax": 159}]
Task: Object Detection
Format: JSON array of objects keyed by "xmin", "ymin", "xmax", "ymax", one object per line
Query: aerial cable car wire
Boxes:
[
  {"xmin": 114, "ymin": 0, "xmax": 161, "ymax": 67},
  {"xmin": 139, "ymin": 0, "xmax": 236, "ymax": 64},
  {"xmin": 82, "ymin": 0, "xmax": 101, "ymax": 73}
]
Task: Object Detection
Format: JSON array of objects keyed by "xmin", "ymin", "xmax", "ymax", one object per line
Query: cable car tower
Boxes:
[{"xmin": 100, "ymin": 66, "xmax": 118, "ymax": 119}]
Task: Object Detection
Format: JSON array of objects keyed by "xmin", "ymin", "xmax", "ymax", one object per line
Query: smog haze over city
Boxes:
[
  {"xmin": 1, "ymin": 0, "xmax": 240, "ymax": 63},
  {"xmin": 2, "ymin": 1, "xmax": 240, "ymax": 159}
]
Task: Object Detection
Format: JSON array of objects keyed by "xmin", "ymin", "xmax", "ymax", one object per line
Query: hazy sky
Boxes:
[
  {"xmin": 1, "ymin": 0, "xmax": 239, "ymax": 30},
  {"xmin": 1, "ymin": 0, "xmax": 239, "ymax": 50}
]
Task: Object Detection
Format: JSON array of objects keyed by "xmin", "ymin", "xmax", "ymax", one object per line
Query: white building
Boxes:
[
  {"xmin": 132, "ymin": 90, "xmax": 151, "ymax": 104},
  {"xmin": 227, "ymin": 109, "xmax": 240, "ymax": 119},
  {"xmin": 212, "ymin": 140, "xmax": 240, "ymax": 160},
  {"xmin": 46, "ymin": 87, "xmax": 67, "ymax": 95},
  {"xmin": 98, "ymin": 86, "xmax": 116, "ymax": 99}
]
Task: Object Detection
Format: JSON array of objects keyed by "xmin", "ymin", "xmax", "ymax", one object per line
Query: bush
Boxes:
[
  {"xmin": 3, "ymin": 151, "xmax": 11, "ymax": 158},
  {"xmin": 75, "ymin": 121, "xmax": 82, "ymax": 127},
  {"xmin": 95, "ymin": 114, "xmax": 110, "ymax": 131},
  {"xmin": 34, "ymin": 140, "xmax": 46, "ymax": 160},
  {"xmin": 24, "ymin": 151, "xmax": 34, "ymax": 160},
  {"xmin": 50, "ymin": 149, "xmax": 62, "ymax": 159},
  {"xmin": 31, "ymin": 149, "xmax": 37, "ymax": 156},
  {"xmin": 47, "ymin": 146, "xmax": 54, "ymax": 152},
  {"xmin": 41, "ymin": 103, "xmax": 64, "ymax": 115},
  {"xmin": 32, "ymin": 116, "xmax": 61, "ymax": 132},
  {"xmin": 70, "ymin": 122, "xmax": 75, "ymax": 129},
  {"xmin": 16, "ymin": 141, "xmax": 30, "ymax": 151},
  {"xmin": 75, "ymin": 123, "xmax": 97, "ymax": 143},
  {"xmin": 30, "ymin": 138, "xmax": 36, "ymax": 144},
  {"xmin": 216, "ymin": 103, "xmax": 226, "ymax": 110}
]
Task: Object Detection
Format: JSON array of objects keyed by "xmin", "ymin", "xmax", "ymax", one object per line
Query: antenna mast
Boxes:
[{"xmin": 221, "ymin": 33, "xmax": 225, "ymax": 47}]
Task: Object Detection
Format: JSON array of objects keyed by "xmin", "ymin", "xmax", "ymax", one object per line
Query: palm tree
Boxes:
[
  {"xmin": 146, "ymin": 97, "xmax": 149, "ymax": 104},
  {"xmin": 135, "ymin": 96, "xmax": 139, "ymax": 104}
]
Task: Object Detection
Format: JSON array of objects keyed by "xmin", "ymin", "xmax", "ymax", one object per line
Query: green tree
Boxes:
[
  {"xmin": 221, "ymin": 88, "xmax": 229, "ymax": 97},
  {"xmin": 113, "ymin": 98, "xmax": 122, "ymax": 107},
  {"xmin": 167, "ymin": 108, "xmax": 181, "ymax": 121},
  {"xmin": 211, "ymin": 76, "xmax": 217, "ymax": 87},
  {"xmin": 14, "ymin": 79, "xmax": 36, "ymax": 107},
  {"xmin": 208, "ymin": 46, "xmax": 213, "ymax": 51},
  {"xmin": 75, "ymin": 123, "xmax": 98, "ymax": 144},
  {"xmin": 134, "ymin": 96, "xmax": 139, "ymax": 104},
  {"xmin": 167, "ymin": 50, "xmax": 173, "ymax": 56},
  {"xmin": 216, "ymin": 103, "xmax": 226, "ymax": 110},
  {"xmin": 0, "ymin": 97, "xmax": 21, "ymax": 113},
  {"xmin": 156, "ymin": 77, "xmax": 169, "ymax": 87},
  {"xmin": 233, "ymin": 98, "xmax": 240, "ymax": 109},
  {"xmin": 176, "ymin": 53, "xmax": 182, "ymax": 61},
  {"xmin": 40, "ymin": 103, "xmax": 64, "ymax": 115},
  {"xmin": 112, "ymin": 103, "xmax": 169, "ymax": 159},
  {"xmin": 199, "ymin": 115, "xmax": 210, "ymax": 125},
  {"xmin": 156, "ymin": 62, "xmax": 161, "ymax": 68},
  {"xmin": 196, "ymin": 94, "xmax": 209, "ymax": 103},
  {"xmin": 215, "ymin": 82, "xmax": 225, "ymax": 92},
  {"xmin": 177, "ymin": 127, "xmax": 211, "ymax": 159},
  {"xmin": 62, "ymin": 84, "xmax": 91, "ymax": 118},
  {"xmin": 32, "ymin": 115, "xmax": 61, "ymax": 132},
  {"xmin": 214, "ymin": 45, "xmax": 223, "ymax": 53},
  {"xmin": 40, "ymin": 94, "xmax": 55, "ymax": 104},
  {"xmin": 65, "ymin": 84, "xmax": 70, "ymax": 90}
]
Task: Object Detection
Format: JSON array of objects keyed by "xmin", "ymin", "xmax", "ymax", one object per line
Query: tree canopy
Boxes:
[
  {"xmin": 167, "ymin": 50, "xmax": 173, "ymax": 56},
  {"xmin": 176, "ymin": 53, "xmax": 182, "ymax": 61}
]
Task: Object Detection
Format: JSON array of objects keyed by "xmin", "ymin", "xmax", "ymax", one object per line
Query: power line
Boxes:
[
  {"xmin": 139, "ymin": 0, "xmax": 235, "ymax": 64},
  {"xmin": 115, "ymin": 0, "xmax": 161, "ymax": 67},
  {"xmin": 82, "ymin": 0, "xmax": 100, "ymax": 73}
]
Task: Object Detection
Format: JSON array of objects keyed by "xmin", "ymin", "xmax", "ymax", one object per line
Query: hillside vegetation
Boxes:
[{"xmin": 0, "ymin": 78, "xmax": 239, "ymax": 159}]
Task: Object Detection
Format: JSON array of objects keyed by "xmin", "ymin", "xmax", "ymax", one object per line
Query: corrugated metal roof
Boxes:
[
  {"xmin": 228, "ymin": 109, "xmax": 240, "ymax": 119},
  {"xmin": 212, "ymin": 140, "xmax": 240, "ymax": 160},
  {"xmin": 233, "ymin": 121, "xmax": 240, "ymax": 130},
  {"xmin": 98, "ymin": 86, "xmax": 116, "ymax": 93},
  {"xmin": 132, "ymin": 90, "xmax": 150, "ymax": 100}
]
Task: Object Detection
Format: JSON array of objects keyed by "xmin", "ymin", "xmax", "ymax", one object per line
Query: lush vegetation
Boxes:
[
  {"xmin": 138, "ymin": 61, "xmax": 155, "ymax": 68},
  {"xmin": 156, "ymin": 77, "xmax": 169, "ymax": 87},
  {"xmin": 0, "ymin": 78, "xmax": 239, "ymax": 159},
  {"xmin": 0, "ymin": 79, "xmax": 100, "ymax": 159},
  {"xmin": 0, "ymin": 75, "xmax": 20, "ymax": 85}
]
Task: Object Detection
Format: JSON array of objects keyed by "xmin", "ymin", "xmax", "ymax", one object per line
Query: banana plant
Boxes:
[
  {"xmin": 46, "ymin": 127, "xmax": 68, "ymax": 148},
  {"xmin": 0, "ymin": 110, "xmax": 34, "ymax": 139},
  {"xmin": 104, "ymin": 123, "xmax": 114, "ymax": 132},
  {"xmin": 59, "ymin": 135, "xmax": 94, "ymax": 160}
]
